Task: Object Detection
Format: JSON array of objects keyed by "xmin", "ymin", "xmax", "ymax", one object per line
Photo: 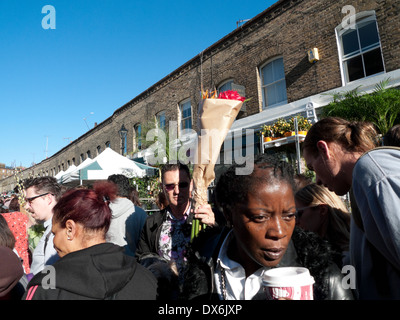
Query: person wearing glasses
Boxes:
[
  {"xmin": 23, "ymin": 181, "xmax": 157, "ymax": 300},
  {"xmin": 136, "ymin": 162, "xmax": 215, "ymax": 297},
  {"xmin": 24, "ymin": 177, "xmax": 62, "ymax": 275}
]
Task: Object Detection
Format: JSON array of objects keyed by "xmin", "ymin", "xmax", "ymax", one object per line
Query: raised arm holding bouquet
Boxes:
[{"xmin": 191, "ymin": 90, "xmax": 245, "ymax": 240}]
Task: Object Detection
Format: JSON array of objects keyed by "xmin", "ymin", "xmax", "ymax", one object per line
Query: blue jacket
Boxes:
[{"xmin": 351, "ymin": 147, "xmax": 400, "ymax": 299}]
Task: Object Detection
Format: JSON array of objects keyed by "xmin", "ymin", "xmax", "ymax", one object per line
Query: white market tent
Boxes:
[
  {"xmin": 55, "ymin": 164, "xmax": 77, "ymax": 184},
  {"xmin": 55, "ymin": 170, "xmax": 65, "ymax": 182},
  {"xmin": 60, "ymin": 158, "xmax": 94, "ymax": 185},
  {"xmin": 59, "ymin": 148, "xmax": 151, "ymax": 186}
]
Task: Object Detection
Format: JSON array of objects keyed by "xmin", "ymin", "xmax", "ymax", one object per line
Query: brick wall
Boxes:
[{"xmin": 2, "ymin": 0, "xmax": 399, "ymax": 191}]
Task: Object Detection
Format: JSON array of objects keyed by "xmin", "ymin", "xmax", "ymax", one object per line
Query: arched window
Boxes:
[
  {"xmin": 179, "ymin": 99, "xmax": 192, "ymax": 131},
  {"xmin": 260, "ymin": 57, "xmax": 287, "ymax": 109},
  {"xmin": 156, "ymin": 111, "xmax": 166, "ymax": 131},
  {"xmin": 134, "ymin": 124, "xmax": 142, "ymax": 151},
  {"xmin": 217, "ymin": 79, "xmax": 234, "ymax": 95}
]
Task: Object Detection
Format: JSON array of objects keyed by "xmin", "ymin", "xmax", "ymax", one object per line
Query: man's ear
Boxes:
[{"xmin": 316, "ymin": 140, "xmax": 331, "ymax": 159}]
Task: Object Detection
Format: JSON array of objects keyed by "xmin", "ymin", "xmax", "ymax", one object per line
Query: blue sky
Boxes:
[{"xmin": 0, "ymin": 0, "xmax": 277, "ymax": 168}]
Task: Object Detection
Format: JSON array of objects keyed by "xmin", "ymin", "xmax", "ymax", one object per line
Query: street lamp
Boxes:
[{"xmin": 119, "ymin": 124, "xmax": 128, "ymax": 155}]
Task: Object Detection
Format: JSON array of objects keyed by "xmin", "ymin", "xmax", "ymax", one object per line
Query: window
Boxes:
[
  {"xmin": 336, "ymin": 13, "xmax": 385, "ymax": 84},
  {"xmin": 80, "ymin": 153, "xmax": 85, "ymax": 163},
  {"xmin": 134, "ymin": 124, "xmax": 142, "ymax": 151},
  {"xmin": 97, "ymin": 146, "xmax": 101, "ymax": 156},
  {"xmin": 105, "ymin": 141, "xmax": 111, "ymax": 148},
  {"xmin": 218, "ymin": 80, "xmax": 246, "ymax": 113},
  {"xmin": 179, "ymin": 99, "xmax": 192, "ymax": 131},
  {"xmin": 217, "ymin": 79, "xmax": 234, "ymax": 95},
  {"xmin": 157, "ymin": 111, "xmax": 166, "ymax": 131},
  {"xmin": 87, "ymin": 150, "xmax": 91, "ymax": 159},
  {"xmin": 260, "ymin": 57, "xmax": 288, "ymax": 109}
]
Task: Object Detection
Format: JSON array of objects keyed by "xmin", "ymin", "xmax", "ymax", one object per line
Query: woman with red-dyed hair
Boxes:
[{"xmin": 23, "ymin": 181, "xmax": 157, "ymax": 300}]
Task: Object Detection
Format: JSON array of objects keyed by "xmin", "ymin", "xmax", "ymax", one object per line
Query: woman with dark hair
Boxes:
[
  {"xmin": 23, "ymin": 181, "xmax": 157, "ymax": 300},
  {"xmin": 182, "ymin": 154, "xmax": 353, "ymax": 300}
]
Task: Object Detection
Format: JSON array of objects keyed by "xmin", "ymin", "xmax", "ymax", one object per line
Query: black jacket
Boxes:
[
  {"xmin": 23, "ymin": 243, "xmax": 157, "ymax": 300},
  {"xmin": 135, "ymin": 208, "xmax": 168, "ymax": 262},
  {"xmin": 135, "ymin": 207, "xmax": 193, "ymax": 263},
  {"xmin": 181, "ymin": 226, "xmax": 354, "ymax": 300}
]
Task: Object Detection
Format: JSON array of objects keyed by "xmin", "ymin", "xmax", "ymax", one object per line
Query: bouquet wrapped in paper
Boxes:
[{"xmin": 191, "ymin": 90, "xmax": 245, "ymax": 239}]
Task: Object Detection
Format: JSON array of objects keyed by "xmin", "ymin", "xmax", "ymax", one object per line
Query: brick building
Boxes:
[
  {"xmin": 0, "ymin": 164, "xmax": 14, "ymax": 181},
  {"xmin": 1, "ymin": 0, "xmax": 399, "ymax": 192}
]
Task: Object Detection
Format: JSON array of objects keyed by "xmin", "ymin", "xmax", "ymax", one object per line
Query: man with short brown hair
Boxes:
[{"xmin": 24, "ymin": 176, "xmax": 62, "ymax": 275}]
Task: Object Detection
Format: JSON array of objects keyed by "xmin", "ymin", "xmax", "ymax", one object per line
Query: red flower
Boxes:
[{"xmin": 217, "ymin": 90, "xmax": 246, "ymax": 102}]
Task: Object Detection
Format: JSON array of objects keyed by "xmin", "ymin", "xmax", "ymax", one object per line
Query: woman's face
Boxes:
[
  {"xmin": 230, "ymin": 178, "xmax": 297, "ymax": 270},
  {"xmin": 51, "ymin": 220, "xmax": 72, "ymax": 258},
  {"xmin": 295, "ymin": 199, "xmax": 326, "ymax": 236},
  {"xmin": 52, "ymin": 219, "xmax": 86, "ymax": 258},
  {"xmin": 303, "ymin": 143, "xmax": 350, "ymax": 196}
]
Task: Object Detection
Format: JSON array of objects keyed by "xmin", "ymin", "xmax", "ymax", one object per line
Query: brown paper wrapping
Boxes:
[{"xmin": 192, "ymin": 98, "xmax": 243, "ymax": 208}]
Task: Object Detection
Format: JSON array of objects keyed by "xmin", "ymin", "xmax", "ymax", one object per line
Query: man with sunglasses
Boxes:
[
  {"xmin": 24, "ymin": 177, "xmax": 62, "ymax": 275},
  {"xmin": 136, "ymin": 162, "xmax": 215, "ymax": 295}
]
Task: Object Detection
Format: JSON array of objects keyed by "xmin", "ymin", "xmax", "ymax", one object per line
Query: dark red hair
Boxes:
[{"xmin": 53, "ymin": 181, "xmax": 118, "ymax": 234}]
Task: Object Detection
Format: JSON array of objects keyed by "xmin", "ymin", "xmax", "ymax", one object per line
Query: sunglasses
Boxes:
[
  {"xmin": 163, "ymin": 182, "xmax": 189, "ymax": 192},
  {"xmin": 25, "ymin": 192, "xmax": 51, "ymax": 204}
]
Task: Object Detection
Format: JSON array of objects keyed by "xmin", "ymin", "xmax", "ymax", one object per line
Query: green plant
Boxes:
[
  {"xmin": 273, "ymin": 118, "xmax": 291, "ymax": 137},
  {"xmin": 289, "ymin": 115, "xmax": 312, "ymax": 131},
  {"xmin": 261, "ymin": 124, "xmax": 274, "ymax": 137},
  {"xmin": 28, "ymin": 224, "xmax": 45, "ymax": 252},
  {"xmin": 322, "ymin": 79, "xmax": 400, "ymax": 134},
  {"xmin": 130, "ymin": 175, "xmax": 160, "ymax": 199}
]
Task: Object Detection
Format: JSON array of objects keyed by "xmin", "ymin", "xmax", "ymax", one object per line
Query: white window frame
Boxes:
[
  {"xmin": 179, "ymin": 98, "xmax": 192, "ymax": 133},
  {"xmin": 335, "ymin": 11, "xmax": 385, "ymax": 85},
  {"xmin": 259, "ymin": 57, "xmax": 288, "ymax": 109}
]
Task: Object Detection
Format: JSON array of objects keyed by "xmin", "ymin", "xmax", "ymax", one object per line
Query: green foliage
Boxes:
[
  {"xmin": 322, "ymin": 79, "xmax": 400, "ymax": 134},
  {"xmin": 130, "ymin": 175, "xmax": 161, "ymax": 200},
  {"xmin": 28, "ymin": 224, "xmax": 45, "ymax": 252}
]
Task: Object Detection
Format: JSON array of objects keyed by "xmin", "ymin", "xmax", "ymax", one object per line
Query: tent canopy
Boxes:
[
  {"xmin": 60, "ymin": 158, "xmax": 94, "ymax": 185},
  {"xmin": 59, "ymin": 148, "xmax": 155, "ymax": 186}
]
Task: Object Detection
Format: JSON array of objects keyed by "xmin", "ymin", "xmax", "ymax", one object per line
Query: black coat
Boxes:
[
  {"xmin": 135, "ymin": 208, "xmax": 168, "ymax": 262},
  {"xmin": 23, "ymin": 243, "xmax": 157, "ymax": 300},
  {"xmin": 181, "ymin": 226, "xmax": 354, "ymax": 300}
]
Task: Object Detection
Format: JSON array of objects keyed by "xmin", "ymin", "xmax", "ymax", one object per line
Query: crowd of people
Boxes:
[{"xmin": 1, "ymin": 116, "xmax": 400, "ymax": 300}]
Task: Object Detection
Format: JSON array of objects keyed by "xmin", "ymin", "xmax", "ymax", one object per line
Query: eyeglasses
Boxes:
[
  {"xmin": 163, "ymin": 182, "xmax": 189, "ymax": 192},
  {"xmin": 26, "ymin": 192, "xmax": 51, "ymax": 204},
  {"xmin": 296, "ymin": 205, "xmax": 322, "ymax": 219}
]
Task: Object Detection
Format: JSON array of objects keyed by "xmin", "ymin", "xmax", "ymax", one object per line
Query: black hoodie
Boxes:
[{"xmin": 23, "ymin": 243, "xmax": 157, "ymax": 300}]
